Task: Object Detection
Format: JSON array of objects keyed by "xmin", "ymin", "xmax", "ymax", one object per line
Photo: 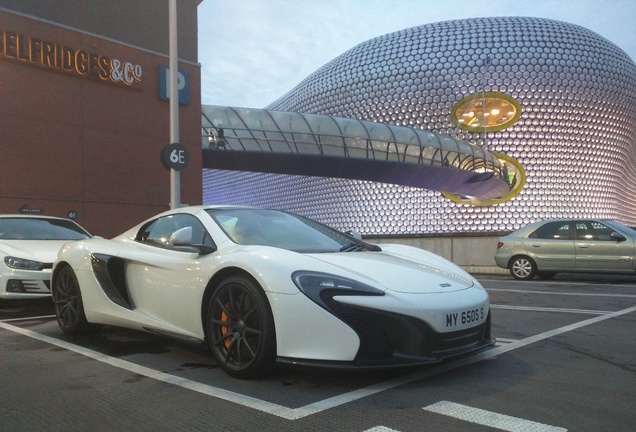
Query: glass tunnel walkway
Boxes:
[{"xmin": 201, "ymin": 106, "xmax": 511, "ymax": 201}]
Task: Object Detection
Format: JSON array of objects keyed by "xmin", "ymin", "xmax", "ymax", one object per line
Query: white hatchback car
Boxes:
[{"xmin": 0, "ymin": 215, "xmax": 91, "ymax": 301}]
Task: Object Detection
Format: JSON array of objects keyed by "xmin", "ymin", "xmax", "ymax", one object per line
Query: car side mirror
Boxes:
[
  {"xmin": 170, "ymin": 226, "xmax": 193, "ymax": 245},
  {"xmin": 345, "ymin": 229, "xmax": 362, "ymax": 240},
  {"xmin": 610, "ymin": 232, "xmax": 626, "ymax": 242},
  {"xmin": 170, "ymin": 227, "xmax": 216, "ymax": 255}
]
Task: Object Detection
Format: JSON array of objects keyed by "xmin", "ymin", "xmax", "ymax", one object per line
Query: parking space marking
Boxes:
[
  {"xmin": 1, "ymin": 315, "xmax": 55, "ymax": 322},
  {"xmin": 363, "ymin": 427, "xmax": 400, "ymax": 432},
  {"xmin": 424, "ymin": 401, "xmax": 567, "ymax": 431},
  {"xmin": 0, "ymin": 321, "xmax": 298, "ymax": 418},
  {"xmin": 491, "ymin": 304, "xmax": 612, "ymax": 315},
  {"xmin": 495, "ymin": 337, "xmax": 517, "ymax": 344},
  {"xmin": 487, "ymin": 288, "xmax": 636, "ymax": 298},
  {"xmin": 2, "ymin": 304, "xmax": 635, "ymax": 421}
]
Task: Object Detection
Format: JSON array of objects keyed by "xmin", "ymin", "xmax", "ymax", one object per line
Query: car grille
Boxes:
[
  {"xmin": 332, "ymin": 303, "xmax": 492, "ymax": 366},
  {"xmin": 6, "ymin": 279, "xmax": 50, "ymax": 293}
]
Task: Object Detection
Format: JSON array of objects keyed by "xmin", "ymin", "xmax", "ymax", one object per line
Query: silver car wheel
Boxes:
[{"xmin": 510, "ymin": 257, "xmax": 536, "ymax": 280}]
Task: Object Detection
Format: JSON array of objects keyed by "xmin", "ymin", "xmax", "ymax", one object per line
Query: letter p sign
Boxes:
[{"xmin": 158, "ymin": 64, "xmax": 191, "ymax": 104}]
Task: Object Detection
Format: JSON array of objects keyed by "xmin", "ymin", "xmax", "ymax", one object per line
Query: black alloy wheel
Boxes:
[
  {"xmin": 207, "ymin": 275, "xmax": 276, "ymax": 378},
  {"xmin": 52, "ymin": 265, "xmax": 91, "ymax": 334}
]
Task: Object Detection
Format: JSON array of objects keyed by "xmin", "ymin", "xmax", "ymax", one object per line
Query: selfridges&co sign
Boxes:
[{"xmin": 0, "ymin": 30, "xmax": 143, "ymax": 88}]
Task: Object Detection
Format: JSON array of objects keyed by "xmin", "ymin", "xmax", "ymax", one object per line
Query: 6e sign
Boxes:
[{"xmin": 161, "ymin": 143, "xmax": 189, "ymax": 171}]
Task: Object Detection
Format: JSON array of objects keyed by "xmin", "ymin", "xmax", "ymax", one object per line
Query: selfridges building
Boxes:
[{"xmin": 202, "ymin": 16, "xmax": 636, "ymax": 235}]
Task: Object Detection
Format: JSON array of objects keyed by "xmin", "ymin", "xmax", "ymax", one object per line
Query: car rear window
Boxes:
[{"xmin": 532, "ymin": 222, "xmax": 570, "ymax": 240}]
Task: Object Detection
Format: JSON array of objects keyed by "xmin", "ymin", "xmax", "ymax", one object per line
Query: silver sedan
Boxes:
[{"xmin": 495, "ymin": 219, "xmax": 636, "ymax": 280}]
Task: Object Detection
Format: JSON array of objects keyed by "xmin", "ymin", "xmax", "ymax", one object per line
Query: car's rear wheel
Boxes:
[
  {"xmin": 52, "ymin": 265, "xmax": 92, "ymax": 334},
  {"xmin": 509, "ymin": 256, "xmax": 537, "ymax": 280},
  {"xmin": 207, "ymin": 275, "xmax": 276, "ymax": 378}
]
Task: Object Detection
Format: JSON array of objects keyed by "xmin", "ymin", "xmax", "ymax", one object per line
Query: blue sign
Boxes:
[{"xmin": 158, "ymin": 65, "xmax": 190, "ymax": 104}]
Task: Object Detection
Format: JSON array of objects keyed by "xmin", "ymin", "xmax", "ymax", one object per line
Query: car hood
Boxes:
[
  {"xmin": 0, "ymin": 240, "xmax": 73, "ymax": 263},
  {"xmin": 306, "ymin": 244, "xmax": 476, "ymax": 294}
]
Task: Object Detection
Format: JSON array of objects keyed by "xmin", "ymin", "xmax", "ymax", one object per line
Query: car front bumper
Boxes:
[{"xmin": 0, "ymin": 269, "xmax": 52, "ymax": 300}]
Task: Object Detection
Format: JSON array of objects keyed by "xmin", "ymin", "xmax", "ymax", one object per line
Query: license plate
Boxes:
[{"xmin": 444, "ymin": 306, "xmax": 487, "ymax": 329}]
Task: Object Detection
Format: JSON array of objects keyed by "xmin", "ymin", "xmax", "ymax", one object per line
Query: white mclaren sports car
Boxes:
[{"xmin": 52, "ymin": 205, "xmax": 493, "ymax": 378}]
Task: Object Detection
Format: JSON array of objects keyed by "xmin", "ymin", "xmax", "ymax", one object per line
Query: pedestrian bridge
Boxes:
[{"xmin": 201, "ymin": 106, "xmax": 511, "ymax": 201}]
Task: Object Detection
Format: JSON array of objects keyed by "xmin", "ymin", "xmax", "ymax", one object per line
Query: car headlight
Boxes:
[
  {"xmin": 292, "ymin": 271, "xmax": 384, "ymax": 309},
  {"xmin": 4, "ymin": 256, "xmax": 45, "ymax": 271}
]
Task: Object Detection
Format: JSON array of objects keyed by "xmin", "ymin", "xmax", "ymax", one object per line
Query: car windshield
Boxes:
[
  {"xmin": 0, "ymin": 217, "xmax": 91, "ymax": 240},
  {"xmin": 207, "ymin": 208, "xmax": 377, "ymax": 253}
]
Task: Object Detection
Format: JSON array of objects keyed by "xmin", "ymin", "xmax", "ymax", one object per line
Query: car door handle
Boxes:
[{"xmin": 578, "ymin": 244, "xmax": 589, "ymax": 248}]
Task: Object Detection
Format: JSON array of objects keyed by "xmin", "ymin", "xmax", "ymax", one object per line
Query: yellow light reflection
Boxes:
[
  {"xmin": 442, "ymin": 152, "xmax": 526, "ymax": 206},
  {"xmin": 451, "ymin": 92, "xmax": 522, "ymax": 132}
]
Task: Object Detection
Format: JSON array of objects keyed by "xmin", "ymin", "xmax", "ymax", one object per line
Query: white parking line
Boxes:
[
  {"xmin": 1, "ymin": 314, "xmax": 56, "ymax": 322},
  {"xmin": 1, "ymin": 304, "xmax": 635, "ymax": 420},
  {"xmin": 0, "ymin": 321, "xmax": 296, "ymax": 417},
  {"xmin": 363, "ymin": 427, "xmax": 400, "ymax": 432},
  {"xmin": 487, "ymin": 288, "xmax": 636, "ymax": 298},
  {"xmin": 495, "ymin": 337, "xmax": 518, "ymax": 344},
  {"xmin": 491, "ymin": 304, "xmax": 612, "ymax": 315},
  {"xmin": 424, "ymin": 401, "xmax": 567, "ymax": 431}
]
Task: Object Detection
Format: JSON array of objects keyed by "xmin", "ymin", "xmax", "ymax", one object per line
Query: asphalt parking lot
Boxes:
[{"xmin": 1, "ymin": 274, "xmax": 634, "ymax": 432}]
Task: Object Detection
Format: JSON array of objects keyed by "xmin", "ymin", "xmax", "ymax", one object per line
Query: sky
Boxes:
[{"xmin": 197, "ymin": 0, "xmax": 636, "ymax": 109}]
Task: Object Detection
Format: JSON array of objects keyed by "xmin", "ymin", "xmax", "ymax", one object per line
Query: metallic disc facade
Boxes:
[{"xmin": 204, "ymin": 17, "xmax": 636, "ymax": 235}]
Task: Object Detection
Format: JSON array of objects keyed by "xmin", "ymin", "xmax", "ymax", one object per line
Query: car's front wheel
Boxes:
[
  {"xmin": 51, "ymin": 265, "xmax": 92, "ymax": 334},
  {"xmin": 207, "ymin": 275, "xmax": 276, "ymax": 379},
  {"xmin": 509, "ymin": 256, "xmax": 537, "ymax": 280}
]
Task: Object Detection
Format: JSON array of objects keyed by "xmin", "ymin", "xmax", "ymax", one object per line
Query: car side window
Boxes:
[
  {"xmin": 531, "ymin": 222, "xmax": 571, "ymax": 240},
  {"xmin": 579, "ymin": 221, "xmax": 616, "ymax": 241},
  {"xmin": 136, "ymin": 214, "xmax": 214, "ymax": 249}
]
